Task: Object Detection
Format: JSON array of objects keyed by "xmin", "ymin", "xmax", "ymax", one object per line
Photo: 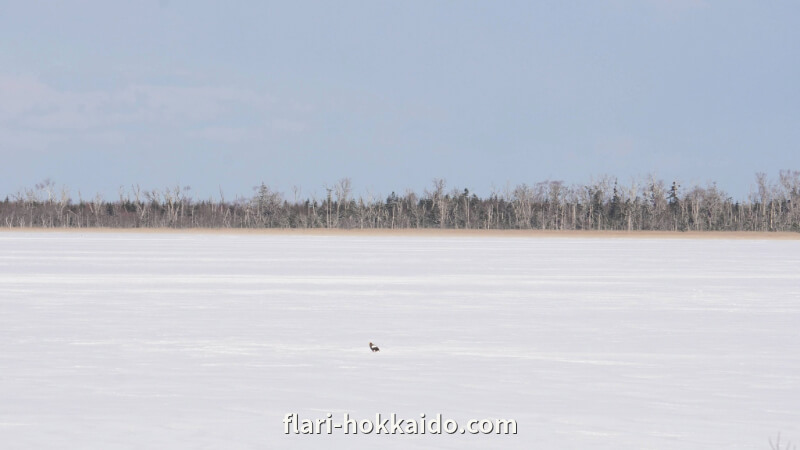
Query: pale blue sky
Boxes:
[{"xmin": 1, "ymin": 0, "xmax": 797, "ymax": 200}]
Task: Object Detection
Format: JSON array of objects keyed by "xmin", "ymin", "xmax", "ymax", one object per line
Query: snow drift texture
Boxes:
[{"xmin": 1, "ymin": 233, "xmax": 798, "ymax": 449}]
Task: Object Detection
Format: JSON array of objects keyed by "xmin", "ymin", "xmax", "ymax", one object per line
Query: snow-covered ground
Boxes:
[{"xmin": 1, "ymin": 232, "xmax": 798, "ymax": 449}]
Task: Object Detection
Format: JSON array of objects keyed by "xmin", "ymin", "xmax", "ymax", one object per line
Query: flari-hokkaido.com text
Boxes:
[{"xmin": 283, "ymin": 413, "xmax": 517, "ymax": 435}]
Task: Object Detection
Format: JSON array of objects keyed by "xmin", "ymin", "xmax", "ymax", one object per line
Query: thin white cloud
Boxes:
[
  {"xmin": 648, "ymin": 0, "xmax": 709, "ymax": 15},
  {"xmin": 0, "ymin": 74, "xmax": 271, "ymax": 131},
  {"xmin": 271, "ymin": 119, "xmax": 308, "ymax": 133},
  {"xmin": 0, "ymin": 74, "xmax": 311, "ymax": 151},
  {"xmin": 606, "ymin": 0, "xmax": 709, "ymax": 15},
  {"xmin": 652, "ymin": 0, "xmax": 707, "ymax": 8},
  {"xmin": 186, "ymin": 126, "xmax": 265, "ymax": 144}
]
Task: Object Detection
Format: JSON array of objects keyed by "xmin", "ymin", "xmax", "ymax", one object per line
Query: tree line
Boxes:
[{"xmin": 2, "ymin": 171, "xmax": 799, "ymax": 232}]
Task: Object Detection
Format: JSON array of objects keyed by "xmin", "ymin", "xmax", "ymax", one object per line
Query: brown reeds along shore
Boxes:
[{"xmin": 1, "ymin": 227, "xmax": 798, "ymax": 240}]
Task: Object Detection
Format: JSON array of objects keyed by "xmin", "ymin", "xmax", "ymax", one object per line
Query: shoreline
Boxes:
[{"xmin": 0, "ymin": 227, "xmax": 798, "ymax": 240}]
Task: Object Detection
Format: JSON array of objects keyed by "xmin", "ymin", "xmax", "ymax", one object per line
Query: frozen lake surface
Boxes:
[{"xmin": 1, "ymin": 232, "xmax": 799, "ymax": 449}]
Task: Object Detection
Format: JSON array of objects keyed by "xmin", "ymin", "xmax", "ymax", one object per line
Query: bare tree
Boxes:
[{"xmin": 2, "ymin": 172, "xmax": 798, "ymax": 231}]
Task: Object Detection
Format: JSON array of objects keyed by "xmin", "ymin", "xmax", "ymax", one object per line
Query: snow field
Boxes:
[{"xmin": 0, "ymin": 232, "xmax": 798, "ymax": 449}]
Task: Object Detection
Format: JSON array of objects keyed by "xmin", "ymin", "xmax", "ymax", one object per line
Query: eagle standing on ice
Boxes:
[{"xmin": 369, "ymin": 342, "xmax": 380, "ymax": 352}]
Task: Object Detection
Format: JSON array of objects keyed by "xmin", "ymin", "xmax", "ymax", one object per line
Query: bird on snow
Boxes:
[{"xmin": 369, "ymin": 342, "xmax": 380, "ymax": 352}]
